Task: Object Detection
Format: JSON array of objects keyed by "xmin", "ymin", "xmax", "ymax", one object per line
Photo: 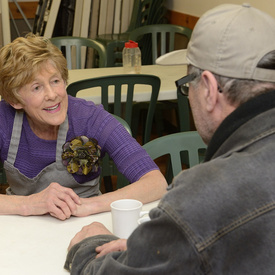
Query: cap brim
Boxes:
[{"xmin": 156, "ymin": 49, "xmax": 188, "ymax": 65}]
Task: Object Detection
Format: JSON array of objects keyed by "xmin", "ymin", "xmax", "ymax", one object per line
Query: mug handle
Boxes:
[{"xmin": 139, "ymin": 211, "xmax": 149, "ymax": 217}]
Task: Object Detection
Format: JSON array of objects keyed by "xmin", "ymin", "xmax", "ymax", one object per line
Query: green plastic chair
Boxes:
[
  {"xmin": 67, "ymin": 74, "xmax": 160, "ymax": 144},
  {"xmin": 145, "ymin": 131, "xmax": 206, "ymax": 184},
  {"xmin": 129, "ymin": 24, "xmax": 192, "ymax": 135},
  {"xmin": 117, "ymin": 131, "xmax": 207, "ymax": 187},
  {"xmin": 96, "ymin": 0, "xmax": 167, "ymax": 67},
  {"xmin": 50, "ymin": 36, "xmax": 107, "ymax": 69},
  {"xmin": 129, "ymin": 24, "xmax": 192, "ymax": 65}
]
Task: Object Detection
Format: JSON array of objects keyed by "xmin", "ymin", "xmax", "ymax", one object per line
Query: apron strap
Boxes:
[
  {"xmin": 7, "ymin": 111, "xmax": 69, "ymax": 168},
  {"xmin": 55, "ymin": 115, "xmax": 68, "ymax": 169},
  {"xmin": 7, "ymin": 111, "xmax": 23, "ymax": 165}
]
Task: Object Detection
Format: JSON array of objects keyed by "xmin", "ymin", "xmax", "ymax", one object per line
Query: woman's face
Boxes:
[{"xmin": 13, "ymin": 60, "xmax": 68, "ymax": 137}]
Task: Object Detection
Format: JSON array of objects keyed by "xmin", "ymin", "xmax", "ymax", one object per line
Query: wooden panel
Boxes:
[
  {"xmin": 113, "ymin": 0, "xmax": 122, "ymax": 33},
  {"xmin": 9, "ymin": 1, "xmax": 38, "ymax": 19},
  {"xmin": 120, "ymin": 0, "xmax": 133, "ymax": 33},
  {"xmin": 43, "ymin": 0, "xmax": 61, "ymax": 38},
  {"xmin": 98, "ymin": 0, "xmax": 108, "ymax": 35},
  {"xmin": 81, "ymin": 0, "xmax": 92, "ymax": 37},
  {"xmin": 0, "ymin": 7, "xmax": 3, "ymax": 47},
  {"xmin": 2, "ymin": 0, "xmax": 11, "ymax": 44},
  {"xmin": 73, "ymin": 0, "xmax": 83, "ymax": 36},
  {"xmin": 105, "ymin": 0, "xmax": 115, "ymax": 34},
  {"xmin": 166, "ymin": 10, "xmax": 199, "ymax": 30},
  {"xmin": 88, "ymin": 0, "xmax": 100, "ymax": 39}
]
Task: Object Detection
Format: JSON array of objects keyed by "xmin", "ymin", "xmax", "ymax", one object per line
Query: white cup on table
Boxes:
[{"xmin": 111, "ymin": 199, "xmax": 149, "ymax": 238}]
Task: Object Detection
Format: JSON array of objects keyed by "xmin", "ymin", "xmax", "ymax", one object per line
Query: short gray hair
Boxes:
[{"xmin": 188, "ymin": 51, "xmax": 275, "ymax": 106}]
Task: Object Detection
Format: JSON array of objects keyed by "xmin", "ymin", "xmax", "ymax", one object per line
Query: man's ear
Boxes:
[{"xmin": 200, "ymin": 71, "xmax": 220, "ymax": 112}]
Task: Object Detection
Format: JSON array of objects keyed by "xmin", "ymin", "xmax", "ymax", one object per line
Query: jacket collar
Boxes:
[{"xmin": 204, "ymin": 90, "xmax": 275, "ymax": 161}]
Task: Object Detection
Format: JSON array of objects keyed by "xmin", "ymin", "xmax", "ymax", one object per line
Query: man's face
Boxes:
[{"xmin": 188, "ymin": 80, "xmax": 217, "ymax": 145}]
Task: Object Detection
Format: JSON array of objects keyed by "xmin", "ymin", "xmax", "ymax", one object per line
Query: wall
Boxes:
[{"xmin": 166, "ymin": 0, "xmax": 275, "ymax": 18}]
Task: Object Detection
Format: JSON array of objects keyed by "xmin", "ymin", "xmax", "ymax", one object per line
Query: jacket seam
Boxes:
[
  {"xmin": 196, "ymin": 201, "xmax": 275, "ymax": 252},
  {"xmin": 215, "ymin": 128, "xmax": 275, "ymax": 159}
]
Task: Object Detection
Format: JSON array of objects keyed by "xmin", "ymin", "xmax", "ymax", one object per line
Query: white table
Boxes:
[
  {"xmin": 68, "ymin": 64, "xmax": 187, "ymax": 104},
  {"xmin": 0, "ymin": 200, "xmax": 159, "ymax": 275}
]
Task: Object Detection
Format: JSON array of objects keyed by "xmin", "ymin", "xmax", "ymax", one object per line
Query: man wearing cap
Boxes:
[{"xmin": 65, "ymin": 4, "xmax": 275, "ymax": 274}]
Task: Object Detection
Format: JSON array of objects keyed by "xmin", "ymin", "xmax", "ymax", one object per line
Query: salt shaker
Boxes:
[{"xmin": 122, "ymin": 40, "xmax": 141, "ymax": 74}]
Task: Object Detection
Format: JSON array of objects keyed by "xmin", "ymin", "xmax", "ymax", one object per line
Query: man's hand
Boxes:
[
  {"xmin": 68, "ymin": 222, "xmax": 112, "ymax": 251},
  {"xmin": 95, "ymin": 239, "xmax": 127, "ymax": 258},
  {"xmin": 25, "ymin": 182, "xmax": 81, "ymax": 220}
]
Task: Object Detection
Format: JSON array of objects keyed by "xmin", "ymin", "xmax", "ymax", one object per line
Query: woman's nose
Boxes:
[{"xmin": 45, "ymin": 85, "xmax": 57, "ymax": 100}]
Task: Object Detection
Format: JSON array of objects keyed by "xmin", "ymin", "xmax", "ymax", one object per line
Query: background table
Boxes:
[
  {"xmin": 0, "ymin": 200, "xmax": 159, "ymax": 275},
  {"xmin": 68, "ymin": 64, "xmax": 187, "ymax": 104}
]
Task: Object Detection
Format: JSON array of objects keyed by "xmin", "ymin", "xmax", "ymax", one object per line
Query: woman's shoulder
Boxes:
[
  {"xmin": 66, "ymin": 96, "xmax": 112, "ymax": 136},
  {"xmin": 67, "ymin": 96, "xmax": 104, "ymax": 114},
  {"xmin": 0, "ymin": 101, "xmax": 15, "ymax": 147},
  {"xmin": 0, "ymin": 100, "xmax": 15, "ymax": 121}
]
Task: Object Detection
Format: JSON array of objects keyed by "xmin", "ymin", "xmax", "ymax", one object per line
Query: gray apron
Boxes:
[{"xmin": 4, "ymin": 111, "xmax": 100, "ymax": 198}]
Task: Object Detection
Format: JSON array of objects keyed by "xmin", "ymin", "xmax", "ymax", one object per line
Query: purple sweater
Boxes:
[{"xmin": 0, "ymin": 96, "xmax": 158, "ymax": 184}]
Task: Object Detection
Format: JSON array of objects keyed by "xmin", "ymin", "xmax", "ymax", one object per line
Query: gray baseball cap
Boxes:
[{"xmin": 187, "ymin": 3, "xmax": 275, "ymax": 82}]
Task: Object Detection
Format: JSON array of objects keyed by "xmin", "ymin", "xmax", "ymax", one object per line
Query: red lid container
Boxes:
[{"xmin": 124, "ymin": 40, "xmax": 139, "ymax": 48}]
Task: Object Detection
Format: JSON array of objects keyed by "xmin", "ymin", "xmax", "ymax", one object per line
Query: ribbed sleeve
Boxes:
[{"xmin": 0, "ymin": 97, "xmax": 158, "ymax": 184}]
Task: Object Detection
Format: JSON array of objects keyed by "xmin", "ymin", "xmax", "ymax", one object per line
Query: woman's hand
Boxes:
[
  {"xmin": 25, "ymin": 182, "xmax": 81, "ymax": 220},
  {"xmin": 68, "ymin": 222, "xmax": 113, "ymax": 251},
  {"xmin": 95, "ymin": 239, "xmax": 127, "ymax": 258},
  {"xmin": 72, "ymin": 196, "xmax": 107, "ymax": 217}
]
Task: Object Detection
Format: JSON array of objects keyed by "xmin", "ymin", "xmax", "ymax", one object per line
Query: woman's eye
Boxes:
[
  {"xmin": 52, "ymin": 79, "xmax": 60, "ymax": 85},
  {"xmin": 33, "ymin": 85, "xmax": 41, "ymax": 91}
]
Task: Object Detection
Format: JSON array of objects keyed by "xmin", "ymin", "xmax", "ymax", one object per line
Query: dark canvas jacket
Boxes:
[{"xmin": 65, "ymin": 90, "xmax": 275, "ymax": 275}]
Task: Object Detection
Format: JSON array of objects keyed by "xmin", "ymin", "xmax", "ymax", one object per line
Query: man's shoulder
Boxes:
[{"xmin": 161, "ymin": 159, "xmax": 275, "ymax": 251}]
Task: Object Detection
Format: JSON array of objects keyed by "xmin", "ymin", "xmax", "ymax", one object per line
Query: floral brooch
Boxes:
[{"xmin": 62, "ymin": 136, "xmax": 101, "ymax": 175}]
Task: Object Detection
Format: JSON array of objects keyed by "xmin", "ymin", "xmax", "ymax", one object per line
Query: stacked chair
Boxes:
[{"xmin": 95, "ymin": 0, "xmax": 167, "ymax": 67}]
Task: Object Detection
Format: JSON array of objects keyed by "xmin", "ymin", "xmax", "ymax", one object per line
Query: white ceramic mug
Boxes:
[{"xmin": 111, "ymin": 199, "xmax": 148, "ymax": 238}]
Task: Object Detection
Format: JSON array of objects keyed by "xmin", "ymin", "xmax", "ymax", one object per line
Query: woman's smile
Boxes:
[{"xmin": 43, "ymin": 103, "xmax": 61, "ymax": 112}]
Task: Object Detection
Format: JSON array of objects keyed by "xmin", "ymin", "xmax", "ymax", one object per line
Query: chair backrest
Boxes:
[
  {"xmin": 117, "ymin": 131, "xmax": 207, "ymax": 188},
  {"xmin": 50, "ymin": 36, "xmax": 107, "ymax": 69},
  {"xmin": 66, "ymin": 74, "xmax": 160, "ymax": 144},
  {"xmin": 129, "ymin": 24, "xmax": 192, "ymax": 65},
  {"xmin": 102, "ymin": 0, "xmax": 166, "ymax": 67},
  {"xmin": 143, "ymin": 131, "xmax": 207, "ymax": 181}
]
